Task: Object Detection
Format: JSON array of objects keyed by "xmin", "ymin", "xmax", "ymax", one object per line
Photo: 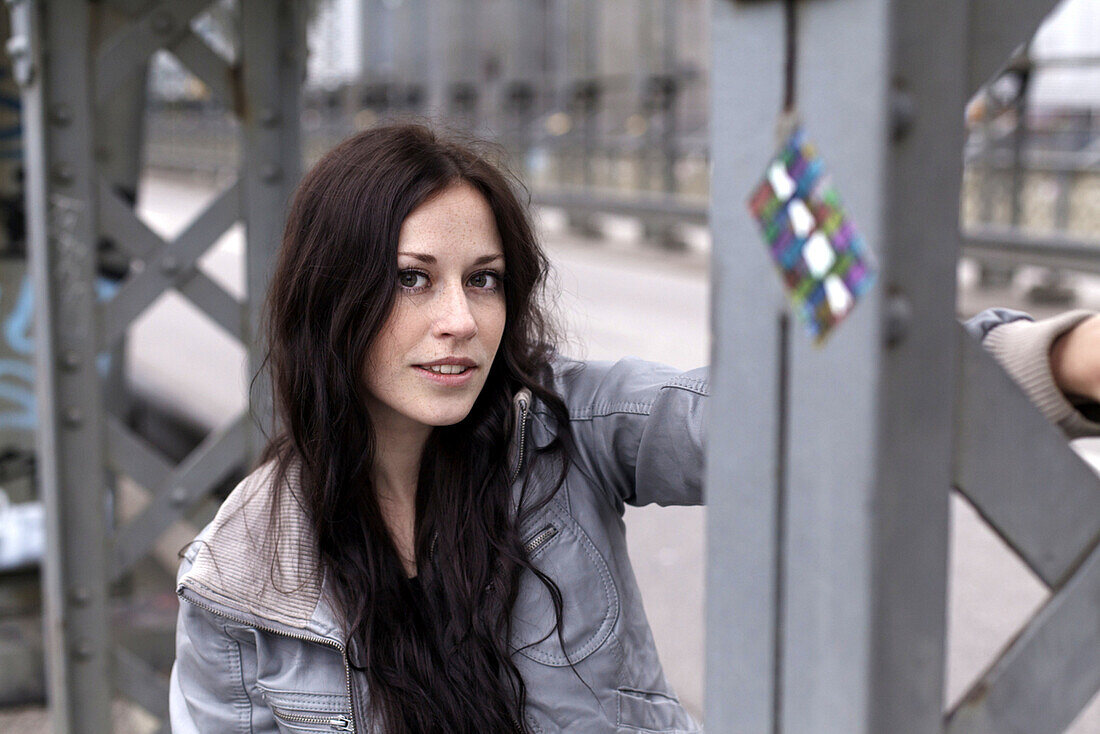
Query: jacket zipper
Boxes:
[
  {"xmin": 509, "ymin": 394, "xmax": 530, "ymax": 483},
  {"xmin": 177, "ymin": 588, "xmax": 356, "ymax": 733},
  {"xmin": 269, "ymin": 705, "xmax": 353, "ymax": 731},
  {"xmin": 523, "ymin": 525, "xmax": 557, "ymax": 555}
]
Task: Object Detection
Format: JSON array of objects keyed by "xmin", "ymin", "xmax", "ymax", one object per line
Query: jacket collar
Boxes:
[{"xmin": 178, "ymin": 390, "xmax": 534, "ymax": 641}]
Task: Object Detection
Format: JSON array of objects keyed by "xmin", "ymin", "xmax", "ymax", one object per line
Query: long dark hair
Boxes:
[{"xmin": 257, "ymin": 123, "xmax": 571, "ymax": 733}]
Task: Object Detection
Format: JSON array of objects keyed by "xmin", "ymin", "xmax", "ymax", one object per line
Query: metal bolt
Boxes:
[
  {"xmin": 150, "ymin": 10, "xmax": 173, "ymax": 35},
  {"xmin": 170, "ymin": 486, "xmax": 189, "ymax": 507},
  {"xmin": 70, "ymin": 586, "xmax": 91, "ymax": 606},
  {"xmin": 883, "ymin": 292, "xmax": 912, "ymax": 348},
  {"xmin": 72, "ymin": 639, "xmax": 94, "ymax": 660},
  {"xmin": 890, "ymin": 88, "xmax": 916, "ymax": 142},
  {"xmin": 50, "ymin": 104, "xmax": 72, "ymax": 126},
  {"xmin": 260, "ymin": 163, "xmax": 282, "ymax": 183},
  {"xmin": 60, "ymin": 350, "xmax": 82, "ymax": 370},
  {"xmin": 130, "ymin": 258, "xmax": 146, "ymax": 275},
  {"xmin": 62, "ymin": 406, "xmax": 83, "ymax": 427},
  {"xmin": 52, "ymin": 163, "xmax": 73, "ymax": 184},
  {"xmin": 161, "ymin": 255, "xmax": 179, "ymax": 275},
  {"xmin": 259, "ymin": 107, "xmax": 280, "ymax": 127}
]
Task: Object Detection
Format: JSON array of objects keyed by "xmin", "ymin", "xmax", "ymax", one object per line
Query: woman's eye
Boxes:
[
  {"xmin": 468, "ymin": 271, "xmax": 501, "ymax": 290},
  {"xmin": 398, "ymin": 270, "xmax": 428, "ymax": 289}
]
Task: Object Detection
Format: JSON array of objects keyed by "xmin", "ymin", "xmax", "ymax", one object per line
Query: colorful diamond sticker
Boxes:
[{"xmin": 747, "ymin": 127, "xmax": 876, "ymax": 343}]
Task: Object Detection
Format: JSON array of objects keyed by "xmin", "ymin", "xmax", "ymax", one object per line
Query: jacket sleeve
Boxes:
[
  {"xmin": 546, "ymin": 309, "xmax": 1095, "ymax": 510},
  {"xmin": 965, "ymin": 308, "xmax": 1100, "ymax": 438},
  {"xmin": 548, "ymin": 356, "xmax": 708, "ymax": 509},
  {"xmin": 170, "ymin": 558, "xmax": 262, "ymax": 733}
]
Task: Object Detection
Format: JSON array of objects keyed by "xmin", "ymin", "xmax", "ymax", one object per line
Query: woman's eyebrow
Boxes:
[{"xmin": 397, "ymin": 252, "xmax": 504, "ymax": 266}]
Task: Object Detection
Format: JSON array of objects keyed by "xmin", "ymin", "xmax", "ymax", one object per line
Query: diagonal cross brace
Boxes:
[
  {"xmin": 98, "ymin": 180, "xmax": 241, "ymax": 350},
  {"xmin": 966, "ymin": 0, "xmax": 1062, "ymax": 93},
  {"xmin": 111, "ymin": 412, "xmax": 247, "ymax": 582},
  {"xmin": 106, "ymin": 413, "xmax": 175, "ymax": 492},
  {"xmin": 953, "ymin": 324, "xmax": 1100, "ymax": 589},
  {"xmin": 98, "ymin": 177, "xmax": 244, "ymax": 340},
  {"xmin": 95, "ymin": 0, "xmax": 215, "ymax": 105},
  {"xmin": 171, "ymin": 31, "xmax": 238, "ymax": 111},
  {"xmin": 945, "ymin": 541, "xmax": 1100, "ymax": 734},
  {"xmin": 113, "ymin": 645, "xmax": 170, "ymax": 720}
]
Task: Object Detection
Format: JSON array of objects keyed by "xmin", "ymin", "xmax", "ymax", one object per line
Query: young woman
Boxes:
[{"xmin": 170, "ymin": 124, "xmax": 1100, "ymax": 733}]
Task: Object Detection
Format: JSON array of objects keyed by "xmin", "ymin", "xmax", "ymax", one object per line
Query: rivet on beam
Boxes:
[
  {"xmin": 260, "ymin": 108, "xmax": 280, "ymax": 127},
  {"xmin": 150, "ymin": 10, "xmax": 174, "ymax": 35},
  {"xmin": 52, "ymin": 163, "xmax": 73, "ymax": 184},
  {"xmin": 170, "ymin": 486, "xmax": 189, "ymax": 507},
  {"xmin": 883, "ymin": 292, "xmax": 912, "ymax": 348},
  {"xmin": 71, "ymin": 639, "xmax": 94, "ymax": 661},
  {"xmin": 70, "ymin": 586, "xmax": 91, "ymax": 606},
  {"xmin": 60, "ymin": 350, "xmax": 82, "ymax": 370},
  {"xmin": 63, "ymin": 406, "xmax": 83, "ymax": 427},
  {"xmin": 260, "ymin": 163, "xmax": 282, "ymax": 183},
  {"xmin": 890, "ymin": 87, "xmax": 916, "ymax": 142},
  {"xmin": 50, "ymin": 104, "xmax": 72, "ymax": 126}
]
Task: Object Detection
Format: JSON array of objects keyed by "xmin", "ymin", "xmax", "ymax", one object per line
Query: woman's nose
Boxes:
[{"xmin": 431, "ymin": 285, "xmax": 478, "ymax": 339}]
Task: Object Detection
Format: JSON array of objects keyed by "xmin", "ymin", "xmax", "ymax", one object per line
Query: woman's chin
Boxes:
[{"xmin": 422, "ymin": 405, "xmax": 476, "ymax": 428}]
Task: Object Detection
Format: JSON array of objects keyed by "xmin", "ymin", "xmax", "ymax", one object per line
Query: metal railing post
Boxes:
[{"xmin": 705, "ymin": 0, "xmax": 968, "ymax": 729}]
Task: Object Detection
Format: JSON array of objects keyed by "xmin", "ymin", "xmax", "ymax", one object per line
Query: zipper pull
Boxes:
[{"xmin": 330, "ymin": 714, "xmax": 354, "ymax": 731}]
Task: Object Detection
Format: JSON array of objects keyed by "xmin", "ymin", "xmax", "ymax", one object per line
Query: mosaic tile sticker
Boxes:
[{"xmin": 747, "ymin": 127, "xmax": 875, "ymax": 342}]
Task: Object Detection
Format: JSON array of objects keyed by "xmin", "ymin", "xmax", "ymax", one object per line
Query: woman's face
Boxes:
[{"xmin": 363, "ymin": 183, "xmax": 507, "ymax": 436}]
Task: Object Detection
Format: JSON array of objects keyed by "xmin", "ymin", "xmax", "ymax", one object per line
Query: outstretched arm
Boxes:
[
  {"xmin": 969, "ymin": 308, "xmax": 1100, "ymax": 438},
  {"xmin": 1050, "ymin": 314, "xmax": 1100, "ymax": 404}
]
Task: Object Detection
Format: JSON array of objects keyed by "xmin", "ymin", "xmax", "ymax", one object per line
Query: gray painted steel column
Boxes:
[
  {"xmin": 240, "ymin": 0, "xmax": 303, "ymax": 464},
  {"xmin": 706, "ymin": 0, "xmax": 967, "ymax": 730},
  {"xmin": 11, "ymin": 0, "xmax": 112, "ymax": 731}
]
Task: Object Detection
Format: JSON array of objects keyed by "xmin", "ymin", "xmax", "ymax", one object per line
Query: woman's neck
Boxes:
[{"xmin": 370, "ymin": 417, "xmax": 432, "ymax": 577}]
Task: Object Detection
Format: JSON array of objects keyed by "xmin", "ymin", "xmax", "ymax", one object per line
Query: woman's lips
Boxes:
[{"xmin": 413, "ymin": 364, "xmax": 477, "ymax": 386}]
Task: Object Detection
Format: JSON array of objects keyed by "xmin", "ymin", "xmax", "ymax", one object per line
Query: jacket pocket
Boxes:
[
  {"xmin": 259, "ymin": 688, "xmax": 353, "ymax": 733},
  {"xmin": 510, "ymin": 499, "xmax": 619, "ymax": 666},
  {"xmin": 616, "ymin": 688, "xmax": 701, "ymax": 733}
]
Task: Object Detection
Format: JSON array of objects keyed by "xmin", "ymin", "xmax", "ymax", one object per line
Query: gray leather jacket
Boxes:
[
  {"xmin": 172, "ymin": 355, "xmax": 708, "ymax": 734},
  {"xmin": 171, "ymin": 309, "xmax": 1096, "ymax": 733}
]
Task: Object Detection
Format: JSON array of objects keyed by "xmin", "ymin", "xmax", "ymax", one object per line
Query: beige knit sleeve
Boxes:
[{"xmin": 982, "ymin": 309, "xmax": 1100, "ymax": 439}]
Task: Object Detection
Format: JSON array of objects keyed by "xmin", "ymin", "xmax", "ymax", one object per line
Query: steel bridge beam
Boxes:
[
  {"xmin": 706, "ymin": 0, "xmax": 965, "ymax": 730},
  {"xmin": 13, "ymin": 0, "xmax": 111, "ymax": 730},
  {"xmin": 706, "ymin": 0, "xmax": 1095, "ymax": 731},
  {"xmin": 12, "ymin": 1, "xmax": 303, "ymax": 731}
]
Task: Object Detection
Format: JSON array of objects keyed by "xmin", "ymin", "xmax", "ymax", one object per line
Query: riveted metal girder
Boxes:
[
  {"xmin": 15, "ymin": 1, "xmax": 303, "ymax": 730},
  {"xmin": 13, "ymin": 0, "xmax": 112, "ymax": 730},
  {"xmin": 239, "ymin": 0, "xmax": 304, "ymax": 458}
]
